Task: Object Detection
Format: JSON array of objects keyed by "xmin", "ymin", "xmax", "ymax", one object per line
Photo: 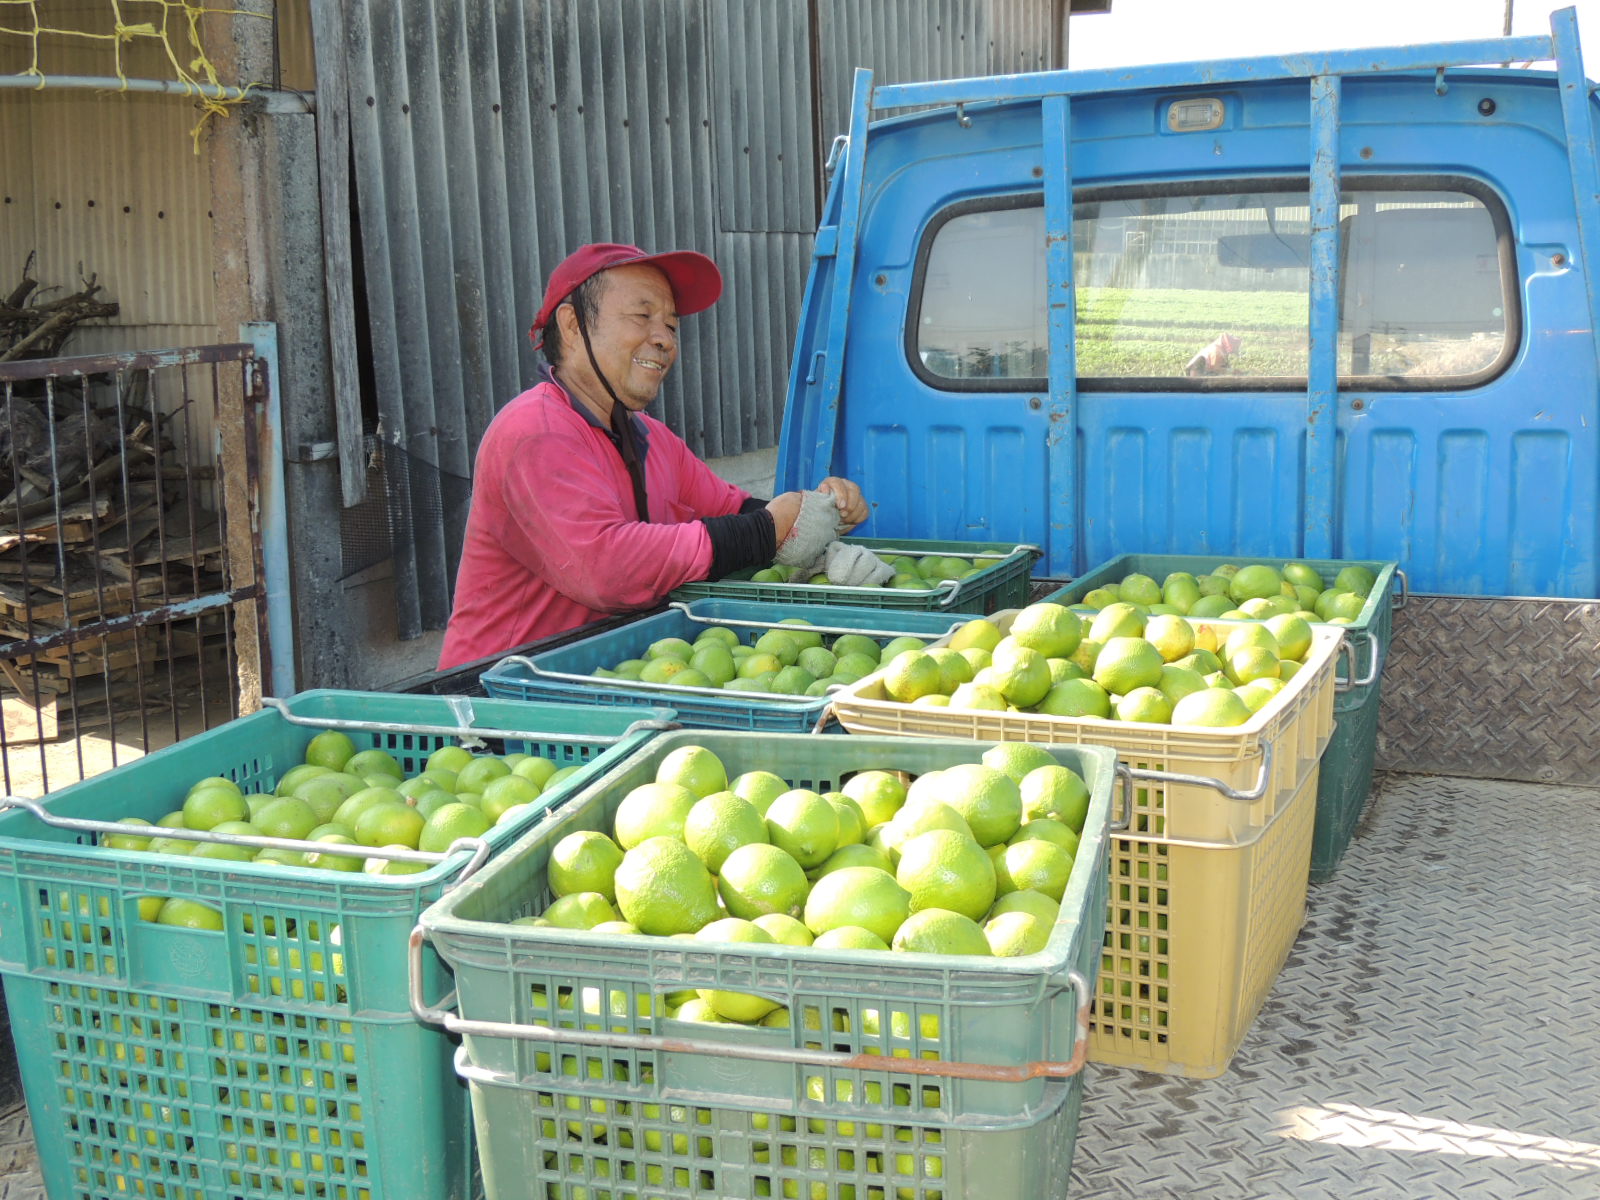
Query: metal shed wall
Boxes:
[{"xmin": 327, "ymin": 0, "xmax": 1053, "ymax": 638}]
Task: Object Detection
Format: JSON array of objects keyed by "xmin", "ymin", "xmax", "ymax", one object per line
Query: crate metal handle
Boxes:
[
  {"xmin": 932, "ymin": 544, "xmax": 1041, "ymax": 611},
  {"xmin": 665, "ymin": 601, "xmax": 965, "ymax": 643},
  {"xmin": 491, "ymin": 655, "xmax": 821, "ymax": 709},
  {"xmin": 1331, "ymin": 636, "xmax": 1356, "ymax": 694},
  {"xmin": 260, "ymin": 695, "xmax": 674, "ymax": 748},
  {"xmin": 864, "ymin": 544, "xmax": 1037, "ymax": 563},
  {"xmin": 1392, "ymin": 568, "xmax": 1409, "ymax": 610},
  {"xmin": 408, "ymin": 924, "xmax": 1091, "ymax": 1082},
  {"xmin": 0, "ymin": 794, "xmax": 494, "ymax": 877},
  {"xmin": 1110, "ymin": 762, "xmax": 1134, "ymax": 832},
  {"xmin": 1341, "ymin": 636, "xmax": 1384, "ymax": 689},
  {"xmin": 1121, "ymin": 741, "xmax": 1273, "ymax": 803}
]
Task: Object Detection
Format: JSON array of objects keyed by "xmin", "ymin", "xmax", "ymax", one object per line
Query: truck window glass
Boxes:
[{"xmin": 911, "ymin": 183, "xmax": 1513, "ymax": 390}]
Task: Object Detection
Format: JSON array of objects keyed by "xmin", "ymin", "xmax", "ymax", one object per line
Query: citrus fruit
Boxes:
[
  {"xmin": 549, "ymin": 830, "xmax": 625, "ymax": 901},
  {"xmin": 993, "ymin": 839, "xmax": 1073, "ymax": 901},
  {"xmin": 1019, "ymin": 765, "xmax": 1091, "ymax": 830},
  {"xmin": 102, "ymin": 818, "xmax": 154, "ymax": 852},
  {"xmin": 1162, "ymin": 575, "xmax": 1201, "ymax": 613},
  {"xmin": 254, "ymin": 796, "xmax": 320, "ymax": 842},
  {"xmin": 841, "ymin": 770, "xmax": 907, "ymax": 827},
  {"xmin": 1081, "ymin": 586, "xmax": 1120, "ymax": 608},
  {"xmin": 1088, "ymin": 602, "xmax": 1147, "ymax": 643},
  {"xmin": 188, "ymin": 775, "xmax": 242, "ymax": 796},
  {"xmin": 987, "ymin": 642, "xmax": 1052, "ymax": 707},
  {"xmin": 882, "ymin": 652, "xmax": 943, "ymax": 703},
  {"xmin": 454, "ymin": 756, "xmax": 513, "ymax": 795},
  {"xmin": 293, "ymin": 776, "xmax": 357, "ymax": 824},
  {"xmin": 1036, "ymin": 678, "xmax": 1112, "ymax": 718},
  {"xmin": 891, "ymin": 908, "xmax": 991, "ymax": 956},
  {"xmin": 613, "ymin": 781, "xmax": 699, "ymax": 849},
  {"xmin": 948, "ymin": 618, "xmax": 1002, "ymax": 653},
  {"xmin": 344, "ymin": 749, "xmax": 404, "ymax": 781},
  {"xmin": 418, "ymin": 802, "xmax": 492, "ymax": 853},
  {"xmin": 729, "ymin": 770, "xmax": 790, "ymax": 816},
  {"xmin": 655, "ymin": 745, "xmax": 729, "ymax": 798},
  {"xmin": 614, "ymin": 837, "xmax": 719, "ymax": 935},
  {"xmin": 1013, "ymin": 815, "xmax": 1080, "ymax": 853},
  {"xmin": 647, "ymin": 636, "xmax": 695, "ymax": 661},
  {"xmin": 985, "ymin": 911, "xmax": 1051, "ymax": 957},
  {"xmin": 813, "ymin": 842, "xmax": 893, "ymax": 877},
  {"xmin": 803, "ymin": 866, "xmax": 911, "ymax": 943},
  {"xmin": 752, "ymin": 913, "xmax": 814, "ymax": 946},
  {"xmin": 1143, "ymin": 614, "xmax": 1196, "ymax": 663},
  {"xmin": 190, "ymin": 838, "xmax": 256, "ymax": 863},
  {"xmin": 717, "ymin": 843, "xmax": 810, "ymax": 920},
  {"xmin": 925, "ymin": 647, "xmax": 974, "ymax": 693},
  {"xmin": 989, "ymin": 888, "xmax": 1061, "ymax": 924},
  {"xmin": 1093, "ymin": 637, "xmax": 1165, "ymax": 695},
  {"xmin": 1224, "ymin": 645, "xmax": 1281, "ymax": 686},
  {"xmin": 426, "ymin": 745, "xmax": 474, "ymax": 775},
  {"xmin": 764, "ymin": 789, "xmax": 839, "ymax": 869},
  {"xmin": 694, "ymin": 918, "xmax": 782, "ymax": 1021},
  {"xmin": 1117, "ymin": 573, "xmax": 1162, "ymax": 608},
  {"xmin": 924, "ymin": 764, "xmax": 1021, "ymax": 847},
  {"xmin": 1008, "ymin": 603, "xmax": 1083, "ymax": 658},
  {"xmin": 812, "ymin": 925, "xmax": 891, "ymax": 951},
  {"xmin": 689, "ymin": 644, "xmax": 738, "ymax": 686},
  {"xmin": 304, "ymin": 834, "xmax": 364, "ymax": 872},
  {"xmin": 684, "ymin": 791, "xmax": 768, "ymax": 872},
  {"xmin": 894, "ymin": 829, "xmax": 996, "ymax": 920},
  {"xmin": 543, "ymin": 891, "xmax": 618, "ymax": 929},
  {"xmin": 363, "ymin": 847, "xmax": 429, "ymax": 875},
  {"xmin": 1334, "ymin": 565, "xmax": 1376, "ymax": 596},
  {"xmin": 797, "ymin": 646, "xmax": 837, "ymax": 679},
  {"xmin": 155, "ymin": 898, "xmax": 224, "ymax": 931},
  {"xmin": 1115, "ymin": 686, "xmax": 1173, "ymax": 724},
  {"xmin": 479, "ymin": 774, "xmax": 544, "ymax": 824},
  {"xmin": 1171, "ymin": 688, "xmax": 1253, "ymax": 727},
  {"xmin": 302, "ymin": 730, "xmax": 357, "ymax": 772},
  {"xmin": 978, "ymin": 742, "xmax": 1055, "ymax": 783},
  {"xmin": 353, "ymin": 801, "xmax": 425, "ymax": 849},
  {"xmin": 183, "ymin": 785, "xmax": 249, "ymax": 831},
  {"xmin": 1224, "ymin": 622, "xmax": 1279, "ymax": 659},
  {"xmin": 1228, "ymin": 563, "xmax": 1283, "ymax": 603},
  {"xmin": 513, "ymin": 756, "xmax": 560, "ymax": 787},
  {"xmin": 826, "ymin": 792, "xmax": 866, "ymax": 847},
  {"xmin": 1282, "ymin": 561, "xmax": 1325, "ymax": 590},
  {"xmin": 333, "ymin": 785, "xmax": 404, "ymax": 831},
  {"xmin": 1158, "ymin": 664, "xmax": 1208, "ymax": 706},
  {"xmin": 949, "ymin": 681, "xmax": 1009, "ymax": 710}
]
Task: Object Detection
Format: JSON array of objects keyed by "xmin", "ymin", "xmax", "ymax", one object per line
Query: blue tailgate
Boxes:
[{"xmin": 777, "ymin": 15, "xmax": 1600, "ymax": 597}]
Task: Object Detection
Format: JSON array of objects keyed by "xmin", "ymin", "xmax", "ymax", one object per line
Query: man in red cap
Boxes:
[{"xmin": 438, "ymin": 243, "xmax": 872, "ymax": 668}]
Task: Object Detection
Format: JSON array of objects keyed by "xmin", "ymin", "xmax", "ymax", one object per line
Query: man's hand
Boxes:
[
  {"xmin": 774, "ymin": 490, "xmax": 842, "ymax": 570},
  {"xmin": 816, "ymin": 476, "xmax": 870, "ymax": 532},
  {"xmin": 765, "ymin": 491, "xmax": 804, "ymax": 542}
]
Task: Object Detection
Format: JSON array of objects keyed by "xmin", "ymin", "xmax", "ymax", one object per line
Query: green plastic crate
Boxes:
[
  {"xmin": 418, "ymin": 731, "xmax": 1115, "ymax": 1138},
  {"xmin": 0, "ymin": 690, "xmax": 672, "ymax": 1200},
  {"xmin": 455, "ymin": 1041, "xmax": 1079, "ymax": 1200},
  {"xmin": 1311, "ymin": 667, "xmax": 1385, "ymax": 884},
  {"xmin": 670, "ymin": 537, "xmax": 1040, "ymax": 613}
]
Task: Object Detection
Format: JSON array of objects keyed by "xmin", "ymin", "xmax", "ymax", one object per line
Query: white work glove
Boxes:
[
  {"xmin": 775, "ymin": 489, "xmax": 840, "ymax": 571},
  {"xmin": 822, "ymin": 541, "xmax": 895, "ymax": 588}
]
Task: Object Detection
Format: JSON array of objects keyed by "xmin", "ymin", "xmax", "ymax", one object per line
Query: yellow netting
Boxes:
[{"xmin": 0, "ymin": 0, "xmax": 271, "ymax": 148}]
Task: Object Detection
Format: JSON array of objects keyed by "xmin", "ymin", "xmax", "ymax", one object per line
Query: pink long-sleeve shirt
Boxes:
[{"xmin": 437, "ymin": 376, "xmax": 751, "ymax": 669}]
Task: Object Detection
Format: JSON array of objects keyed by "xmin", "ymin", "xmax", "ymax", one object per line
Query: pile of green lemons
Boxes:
[
  {"xmin": 100, "ymin": 731, "xmax": 580, "ymax": 928},
  {"xmin": 749, "ymin": 551, "xmax": 981, "ymax": 589},
  {"xmin": 866, "ymin": 598, "xmax": 1323, "ymax": 729},
  {"xmin": 593, "ymin": 616, "xmax": 932, "ymax": 698},
  {"xmin": 527, "ymin": 741, "xmax": 1093, "ymax": 1026},
  {"xmin": 1073, "ymin": 560, "xmax": 1377, "ymax": 624}
]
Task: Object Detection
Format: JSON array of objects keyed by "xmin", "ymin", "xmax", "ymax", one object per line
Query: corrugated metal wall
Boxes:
[{"xmin": 332, "ymin": 0, "xmax": 1053, "ymax": 637}]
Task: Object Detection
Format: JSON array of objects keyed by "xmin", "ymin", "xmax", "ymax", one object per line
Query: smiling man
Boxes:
[{"xmin": 438, "ymin": 242, "xmax": 870, "ymax": 669}]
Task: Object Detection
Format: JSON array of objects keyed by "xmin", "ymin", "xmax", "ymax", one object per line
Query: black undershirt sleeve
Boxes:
[
  {"xmin": 738, "ymin": 496, "xmax": 769, "ymax": 515},
  {"xmin": 701, "ymin": 507, "xmax": 777, "ymax": 580}
]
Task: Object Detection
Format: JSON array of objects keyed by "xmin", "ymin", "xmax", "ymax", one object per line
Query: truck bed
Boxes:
[{"xmin": 1, "ymin": 767, "xmax": 1590, "ymax": 1199}]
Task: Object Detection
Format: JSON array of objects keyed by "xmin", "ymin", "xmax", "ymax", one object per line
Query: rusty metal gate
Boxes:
[{"xmin": 0, "ymin": 339, "xmax": 279, "ymax": 796}]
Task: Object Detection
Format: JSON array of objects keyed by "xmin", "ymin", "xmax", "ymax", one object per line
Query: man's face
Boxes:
[{"xmin": 566, "ymin": 264, "xmax": 679, "ymax": 411}]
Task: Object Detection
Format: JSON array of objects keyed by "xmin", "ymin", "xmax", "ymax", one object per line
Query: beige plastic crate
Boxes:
[{"xmin": 829, "ymin": 612, "xmax": 1342, "ymax": 845}]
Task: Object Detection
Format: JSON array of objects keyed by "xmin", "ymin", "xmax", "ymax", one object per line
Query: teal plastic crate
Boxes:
[
  {"xmin": 1311, "ymin": 666, "xmax": 1385, "ymax": 884},
  {"xmin": 0, "ymin": 690, "xmax": 672, "ymax": 1200},
  {"xmin": 455, "ymin": 1041, "xmax": 1078, "ymax": 1200},
  {"xmin": 417, "ymin": 730, "xmax": 1116, "ymax": 1136},
  {"xmin": 669, "ymin": 537, "xmax": 1040, "ymax": 613},
  {"xmin": 1041, "ymin": 552, "xmax": 1403, "ymax": 681},
  {"xmin": 480, "ymin": 599, "xmax": 971, "ymax": 732}
]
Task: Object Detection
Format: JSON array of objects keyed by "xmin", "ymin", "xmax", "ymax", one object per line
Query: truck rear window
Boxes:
[{"xmin": 910, "ymin": 180, "xmax": 1515, "ymax": 391}]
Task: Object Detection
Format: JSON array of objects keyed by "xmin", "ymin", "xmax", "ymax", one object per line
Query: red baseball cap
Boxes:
[{"xmin": 530, "ymin": 242, "xmax": 723, "ymax": 347}]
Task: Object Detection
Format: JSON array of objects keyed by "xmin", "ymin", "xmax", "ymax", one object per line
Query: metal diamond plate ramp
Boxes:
[
  {"xmin": 1070, "ymin": 770, "xmax": 1600, "ymax": 1199},
  {"xmin": 1375, "ymin": 594, "xmax": 1600, "ymax": 784},
  {"xmin": 0, "ymin": 1109, "xmax": 42, "ymax": 1200}
]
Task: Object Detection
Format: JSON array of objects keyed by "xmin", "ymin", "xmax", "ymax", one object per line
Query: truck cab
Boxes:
[{"xmin": 777, "ymin": 10, "xmax": 1600, "ymax": 596}]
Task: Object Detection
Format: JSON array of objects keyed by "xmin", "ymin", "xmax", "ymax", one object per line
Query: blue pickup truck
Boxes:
[
  {"xmin": 778, "ymin": 11, "xmax": 1600, "ymax": 599},
  {"xmin": 775, "ymin": 9, "xmax": 1600, "ymax": 1200}
]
